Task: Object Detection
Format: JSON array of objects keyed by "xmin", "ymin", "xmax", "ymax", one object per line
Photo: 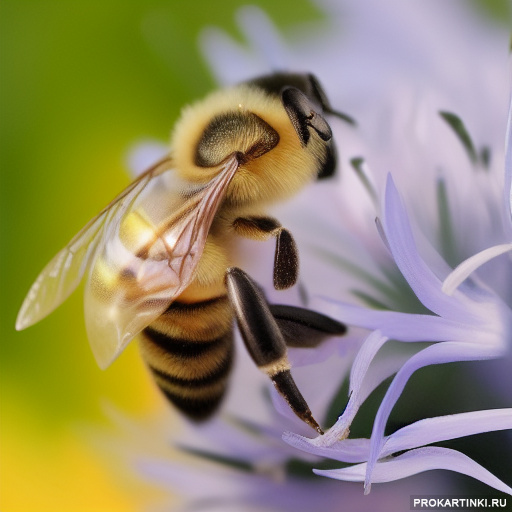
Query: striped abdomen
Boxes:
[{"xmin": 139, "ymin": 294, "xmax": 234, "ymax": 421}]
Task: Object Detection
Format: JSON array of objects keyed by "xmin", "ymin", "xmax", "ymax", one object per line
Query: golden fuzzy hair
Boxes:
[{"xmin": 171, "ymin": 84, "xmax": 324, "ymax": 208}]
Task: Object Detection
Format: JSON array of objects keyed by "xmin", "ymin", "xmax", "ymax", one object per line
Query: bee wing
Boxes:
[
  {"xmin": 84, "ymin": 154, "xmax": 239, "ymax": 369},
  {"xmin": 15, "ymin": 156, "xmax": 174, "ymax": 333}
]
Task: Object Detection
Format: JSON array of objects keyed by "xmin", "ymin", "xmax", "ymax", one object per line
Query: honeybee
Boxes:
[{"xmin": 16, "ymin": 72, "xmax": 348, "ymax": 434}]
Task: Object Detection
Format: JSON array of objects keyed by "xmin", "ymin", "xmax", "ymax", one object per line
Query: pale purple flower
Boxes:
[
  {"xmin": 198, "ymin": 0, "xmax": 512, "ymax": 496},
  {"xmin": 279, "ymin": 26, "xmax": 512, "ymax": 491},
  {"xmin": 284, "ymin": 173, "xmax": 512, "ymax": 493}
]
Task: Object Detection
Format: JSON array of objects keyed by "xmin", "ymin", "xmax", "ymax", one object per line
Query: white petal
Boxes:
[{"xmin": 442, "ymin": 244, "xmax": 512, "ymax": 296}]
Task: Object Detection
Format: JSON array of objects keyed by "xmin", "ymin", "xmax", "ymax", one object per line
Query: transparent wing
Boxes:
[
  {"xmin": 16, "ymin": 156, "xmax": 173, "ymax": 332},
  {"xmin": 83, "ymin": 154, "xmax": 239, "ymax": 369},
  {"xmin": 17, "ymin": 154, "xmax": 239, "ymax": 369}
]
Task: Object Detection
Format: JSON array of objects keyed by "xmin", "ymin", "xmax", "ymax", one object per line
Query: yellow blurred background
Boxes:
[
  {"xmin": 0, "ymin": 1, "xmax": 321, "ymax": 510},
  {"xmin": 1, "ymin": 1, "xmax": 507, "ymax": 510}
]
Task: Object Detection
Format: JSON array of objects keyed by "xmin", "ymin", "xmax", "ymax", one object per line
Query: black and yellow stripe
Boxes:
[{"xmin": 139, "ymin": 294, "xmax": 234, "ymax": 421}]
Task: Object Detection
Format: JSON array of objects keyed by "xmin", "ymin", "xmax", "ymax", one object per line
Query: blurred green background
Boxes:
[
  {"xmin": 0, "ymin": 1, "xmax": 321, "ymax": 510},
  {"xmin": 1, "ymin": 1, "xmax": 509, "ymax": 511}
]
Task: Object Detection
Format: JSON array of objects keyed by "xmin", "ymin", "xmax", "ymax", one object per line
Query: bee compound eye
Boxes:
[
  {"xmin": 195, "ymin": 111, "xmax": 279, "ymax": 168},
  {"xmin": 281, "ymin": 87, "xmax": 332, "ymax": 145}
]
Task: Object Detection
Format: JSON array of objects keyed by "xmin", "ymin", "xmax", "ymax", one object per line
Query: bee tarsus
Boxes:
[{"xmin": 232, "ymin": 216, "xmax": 299, "ymax": 290}]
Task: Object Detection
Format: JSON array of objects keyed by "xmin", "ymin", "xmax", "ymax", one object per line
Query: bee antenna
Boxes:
[{"xmin": 326, "ymin": 108, "xmax": 357, "ymax": 126}]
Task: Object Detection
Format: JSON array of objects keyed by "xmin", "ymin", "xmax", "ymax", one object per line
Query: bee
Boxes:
[{"xmin": 16, "ymin": 72, "xmax": 348, "ymax": 434}]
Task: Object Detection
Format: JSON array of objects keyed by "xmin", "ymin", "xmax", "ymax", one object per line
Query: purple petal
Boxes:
[
  {"xmin": 284, "ymin": 408, "xmax": 512, "ymax": 466},
  {"xmin": 349, "ymin": 331, "xmax": 388, "ymax": 395},
  {"xmin": 283, "ymin": 434, "xmax": 371, "ymax": 463},
  {"xmin": 283, "ymin": 344, "xmax": 412, "ymax": 452},
  {"xmin": 179, "ymin": 416, "xmax": 294, "ymax": 464},
  {"xmin": 382, "ymin": 409, "xmax": 512, "ymax": 457},
  {"xmin": 365, "ymin": 341, "xmax": 506, "ymax": 490},
  {"xmin": 315, "ymin": 447, "xmax": 512, "ymax": 495},
  {"xmin": 199, "ymin": 29, "xmax": 255, "ymax": 86},
  {"xmin": 318, "ymin": 298, "xmax": 485, "ymax": 341},
  {"xmin": 236, "ymin": 7, "xmax": 289, "ymax": 70},
  {"xmin": 505, "ymin": 92, "xmax": 512, "ymax": 223},
  {"xmin": 328, "ymin": 333, "xmax": 394, "ymax": 443},
  {"xmin": 199, "ymin": 7, "xmax": 287, "ymax": 86},
  {"xmin": 137, "ymin": 458, "xmax": 241, "ymax": 497},
  {"xmin": 383, "ymin": 176, "xmax": 472, "ymax": 321},
  {"xmin": 269, "ymin": 351, "xmax": 355, "ymax": 437}
]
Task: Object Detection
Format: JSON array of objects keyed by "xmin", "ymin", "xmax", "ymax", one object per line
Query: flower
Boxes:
[
  {"xmin": 119, "ymin": 0, "xmax": 512, "ymax": 509},
  {"xmin": 200, "ymin": 0, "xmax": 512, "ymax": 496},
  {"xmin": 284, "ymin": 173, "xmax": 512, "ymax": 493}
]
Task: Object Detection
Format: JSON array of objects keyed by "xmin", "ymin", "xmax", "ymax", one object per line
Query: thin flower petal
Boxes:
[
  {"xmin": 349, "ymin": 330, "xmax": 388, "ymax": 395},
  {"xmin": 137, "ymin": 458, "xmax": 241, "ymax": 498},
  {"xmin": 317, "ymin": 332, "xmax": 390, "ymax": 445},
  {"xmin": 382, "ymin": 409, "xmax": 512, "ymax": 458},
  {"xmin": 200, "ymin": 6, "xmax": 289, "ymax": 86},
  {"xmin": 235, "ymin": 6, "xmax": 289, "ymax": 70},
  {"xmin": 365, "ymin": 341, "xmax": 505, "ymax": 490},
  {"xmin": 178, "ymin": 418, "xmax": 293, "ymax": 465},
  {"xmin": 282, "ymin": 435, "xmax": 371, "ymax": 463},
  {"xmin": 318, "ymin": 298, "xmax": 485, "ymax": 341},
  {"xmin": 315, "ymin": 447, "xmax": 512, "ymax": 496},
  {"xmin": 505, "ymin": 92, "xmax": 512, "ymax": 221},
  {"xmin": 199, "ymin": 29, "xmax": 255, "ymax": 86},
  {"xmin": 442, "ymin": 243, "xmax": 512, "ymax": 296},
  {"xmin": 284, "ymin": 346, "xmax": 413, "ymax": 451},
  {"xmin": 284, "ymin": 409, "xmax": 512, "ymax": 464},
  {"xmin": 383, "ymin": 176, "xmax": 470, "ymax": 320}
]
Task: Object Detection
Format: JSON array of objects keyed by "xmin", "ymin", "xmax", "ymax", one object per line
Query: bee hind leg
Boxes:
[
  {"xmin": 225, "ymin": 266, "xmax": 323, "ymax": 435},
  {"xmin": 269, "ymin": 304, "xmax": 347, "ymax": 348}
]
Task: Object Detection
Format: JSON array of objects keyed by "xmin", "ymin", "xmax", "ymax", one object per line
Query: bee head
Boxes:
[{"xmin": 171, "ymin": 78, "xmax": 336, "ymax": 207}]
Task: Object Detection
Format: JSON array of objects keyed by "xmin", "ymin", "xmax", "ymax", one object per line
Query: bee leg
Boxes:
[
  {"xmin": 225, "ymin": 267, "xmax": 323, "ymax": 435},
  {"xmin": 233, "ymin": 217, "xmax": 298, "ymax": 290},
  {"xmin": 269, "ymin": 304, "xmax": 347, "ymax": 348}
]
